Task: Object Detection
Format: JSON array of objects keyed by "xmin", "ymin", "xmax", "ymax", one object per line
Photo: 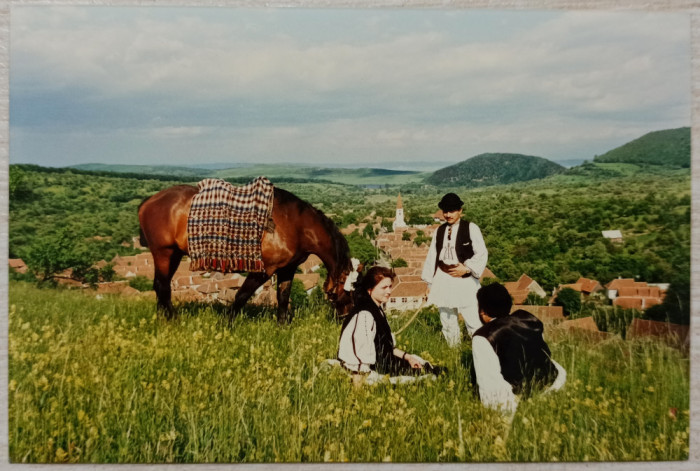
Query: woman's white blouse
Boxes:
[{"xmin": 338, "ymin": 310, "xmax": 376, "ymax": 373}]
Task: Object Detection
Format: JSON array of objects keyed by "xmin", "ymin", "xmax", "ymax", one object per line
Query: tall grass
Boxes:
[{"xmin": 8, "ymin": 282, "xmax": 689, "ymax": 463}]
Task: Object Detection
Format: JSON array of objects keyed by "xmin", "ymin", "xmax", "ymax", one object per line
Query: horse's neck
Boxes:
[
  {"xmin": 315, "ymin": 245, "xmax": 344, "ymax": 282},
  {"xmin": 311, "ymin": 232, "xmax": 349, "ymax": 284}
]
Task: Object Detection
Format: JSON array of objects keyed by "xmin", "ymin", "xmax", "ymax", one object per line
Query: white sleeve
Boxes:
[
  {"xmin": 421, "ymin": 230, "xmax": 438, "ymax": 283},
  {"xmin": 350, "ymin": 311, "xmax": 376, "ymax": 371},
  {"xmin": 472, "ymin": 336, "xmax": 518, "ymax": 416},
  {"xmin": 465, "ymin": 223, "xmax": 488, "ymax": 279},
  {"xmin": 546, "ymin": 359, "xmax": 567, "ymax": 392}
]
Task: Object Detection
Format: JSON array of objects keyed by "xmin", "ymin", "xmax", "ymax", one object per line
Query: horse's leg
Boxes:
[
  {"xmin": 275, "ymin": 265, "xmax": 297, "ymax": 325},
  {"xmin": 152, "ymin": 248, "xmax": 182, "ymax": 320},
  {"xmin": 229, "ymin": 272, "xmax": 271, "ymax": 323}
]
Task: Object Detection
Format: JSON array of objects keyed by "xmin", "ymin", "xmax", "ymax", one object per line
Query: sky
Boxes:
[{"xmin": 9, "ymin": 7, "xmax": 691, "ymax": 170}]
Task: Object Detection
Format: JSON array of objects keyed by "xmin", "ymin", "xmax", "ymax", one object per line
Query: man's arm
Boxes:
[
  {"xmin": 421, "ymin": 230, "xmax": 438, "ymax": 284},
  {"xmin": 464, "ymin": 223, "xmax": 488, "ymax": 278},
  {"xmin": 472, "ymin": 336, "xmax": 518, "ymax": 416}
]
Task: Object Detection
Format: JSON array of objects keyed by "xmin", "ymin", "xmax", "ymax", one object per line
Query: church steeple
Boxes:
[{"xmin": 393, "ymin": 192, "xmax": 407, "ymax": 230}]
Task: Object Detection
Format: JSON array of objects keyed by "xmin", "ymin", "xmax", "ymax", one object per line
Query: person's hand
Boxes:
[
  {"xmin": 447, "ymin": 263, "xmax": 470, "ymax": 278},
  {"xmin": 404, "ymin": 354, "xmax": 423, "ymax": 369}
]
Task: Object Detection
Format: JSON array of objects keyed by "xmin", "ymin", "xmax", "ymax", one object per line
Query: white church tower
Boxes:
[{"xmin": 392, "ymin": 193, "xmax": 407, "ymax": 230}]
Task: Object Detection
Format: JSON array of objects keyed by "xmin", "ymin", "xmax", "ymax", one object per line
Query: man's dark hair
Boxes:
[{"xmin": 477, "ymin": 282, "xmax": 513, "ymax": 318}]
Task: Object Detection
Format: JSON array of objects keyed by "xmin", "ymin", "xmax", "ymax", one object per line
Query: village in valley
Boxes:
[{"xmin": 7, "ymin": 192, "xmax": 686, "ymax": 350}]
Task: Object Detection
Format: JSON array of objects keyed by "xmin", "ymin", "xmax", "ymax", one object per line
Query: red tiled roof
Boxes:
[
  {"xmin": 560, "ymin": 283, "xmax": 583, "ymax": 292},
  {"xmin": 296, "ymin": 273, "xmax": 321, "ymax": 290},
  {"xmin": 398, "ymin": 275, "xmax": 423, "ymax": 283},
  {"xmin": 576, "ymin": 277, "xmax": 602, "ymax": 294},
  {"xmin": 605, "ymin": 278, "xmax": 637, "ymax": 290},
  {"xmin": 299, "ymin": 254, "xmax": 322, "ymax": 273},
  {"xmin": 9, "ymin": 258, "xmax": 26, "ymax": 269},
  {"xmin": 627, "ymin": 318, "xmax": 689, "ymax": 345},
  {"xmin": 390, "ymin": 281, "xmax": 428, "ymax": 298},
  {"xmin": 516, "ymin": 274, "xmax": 535, "ymax": 290},
  {"xmin": 558, "ymin": 316, "xmax": 600, "ymax": 332},
  {"xmin": 613, "ymin": 296, "xmax": 662, "ymax": 310},
  {"xmin": 480, "ymin": 267, "xmax": 496, "ymax": 281}
]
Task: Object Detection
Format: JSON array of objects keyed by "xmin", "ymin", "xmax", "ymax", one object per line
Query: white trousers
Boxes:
[{"xmin": 439, "ymin": 304, "xmax": 482, "ymax": 347}]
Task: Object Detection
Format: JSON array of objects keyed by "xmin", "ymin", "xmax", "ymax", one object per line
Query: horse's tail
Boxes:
[{"xmin": 137, "ymin": 195, "xmax": 151, "ymax": 248}]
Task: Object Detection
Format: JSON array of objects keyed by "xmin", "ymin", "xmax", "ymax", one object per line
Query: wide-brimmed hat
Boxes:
[{"xmin": 438, "ymin": 193, "xmax": 464, "ymax": 211}]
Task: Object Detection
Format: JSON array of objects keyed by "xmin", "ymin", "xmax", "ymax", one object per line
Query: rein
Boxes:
[{"xmin": 394, "ymin": 299, "xmax": 427, "ymax": 335}]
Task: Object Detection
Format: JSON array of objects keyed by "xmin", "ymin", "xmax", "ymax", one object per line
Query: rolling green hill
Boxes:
[
  {"xmin": 593, "ymin": 127, "xmax": 690, "ymax": 167},
  {"xmin": 214, "ymin": 164, "xmax": 427, "ymax": 186},
  {"xmin": 70, "ymin": 163, "xmax": 211, "ymax": 179},
  {"xmin": 424, "ymin": 153, "xmax": 565, "ymax": 187}
]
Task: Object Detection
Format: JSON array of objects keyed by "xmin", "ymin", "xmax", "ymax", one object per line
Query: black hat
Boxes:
[{"xmin": 438, "ymin": 193, "xmax": 464, "ymax": 211}]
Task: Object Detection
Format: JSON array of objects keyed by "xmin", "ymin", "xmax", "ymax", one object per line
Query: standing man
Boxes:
[{"xmin": 421, "ymin": 193, "xmax": 488, "ymax": 347}]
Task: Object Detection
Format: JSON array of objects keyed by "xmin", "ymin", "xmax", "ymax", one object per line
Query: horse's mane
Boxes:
[{"xmin": 273, "ymin": 187, "xmax": 352, "ymax": 281}]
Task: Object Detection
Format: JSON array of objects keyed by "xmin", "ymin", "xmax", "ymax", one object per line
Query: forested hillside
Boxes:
[
  {"xmin": 593, "ymin": 127, "xmax": 690, "ymax": 167},
  {"xmin": 9, "ymin": 164, "xmax": 690, "ymax": 298},
  {"xmin": 424, "ymin": 153, "xmax": 565, "ymax": 187}
]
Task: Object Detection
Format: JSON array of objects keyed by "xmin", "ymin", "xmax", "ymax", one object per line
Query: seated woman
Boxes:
[{"xmin": 337, "ymin": 266, "xmax": 443, "ymax": 380}]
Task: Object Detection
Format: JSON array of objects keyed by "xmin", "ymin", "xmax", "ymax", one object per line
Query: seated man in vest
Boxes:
[
  {"xmin": 471, "ymin": 283, "xmax": 566, "ymax": 417},
  {"xmin": 421, "ymin": 193, "xmax": 488, "ymax": 347}
]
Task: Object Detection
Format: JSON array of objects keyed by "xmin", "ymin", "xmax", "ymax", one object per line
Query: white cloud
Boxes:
[{"xmin": 10, "ymin": 7, "xmax": 691, "ymax": 167}]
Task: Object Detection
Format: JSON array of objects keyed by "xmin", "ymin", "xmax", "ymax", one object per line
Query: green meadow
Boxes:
[{"xmin": 8, "ymin": 282, "xmax": 689, "ymax": 463}]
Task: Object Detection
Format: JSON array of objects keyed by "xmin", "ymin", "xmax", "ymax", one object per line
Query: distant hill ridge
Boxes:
[
  {"xmin": 424, "ymin": 153, "xmax": 565, "ymax": 187},
  {"xmin": 593, "ymin": 127, "xmax": 690, "ymax": 167},
  {"xmin": 67, "ymin": 127, "xmax": 688, "ymax": 186}
]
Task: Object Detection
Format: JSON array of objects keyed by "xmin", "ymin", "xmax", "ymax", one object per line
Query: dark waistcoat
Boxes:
[
  {"xmin": 434, "ymin": 219, "xmax": 474, "ymax": 276},
  {"xmin": 473, "ymin": 309, "xmax": 557, "ymax": 395},
  {"xmin": 340, "ymin": 291, "xmax": 394, "ymax": 371}
]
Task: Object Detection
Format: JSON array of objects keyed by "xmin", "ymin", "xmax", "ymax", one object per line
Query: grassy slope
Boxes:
[
  {"xmin": 8, "ymin": 283, "xmax": 689, "ymax": 463},
  {"xmin": 593, "ymin": 127, "xmax": 690, "ymax": 167}
]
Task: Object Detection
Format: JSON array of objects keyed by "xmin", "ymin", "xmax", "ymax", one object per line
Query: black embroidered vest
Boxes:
[
  {"xmin": 340, "ymin": 291, "xmax": 394, "ymax": 371},
  {"xmin": 472, "ymin": 309, "xmax": 557, "ymax": 396},
  {"xmin": 434, "ymin": 219, "xmax": 474, "ymax": 276}
]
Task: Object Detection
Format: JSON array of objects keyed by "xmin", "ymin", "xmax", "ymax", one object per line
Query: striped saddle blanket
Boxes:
[{"xmin": 187, "ymin": 177, "xmax": 274, "ymax": 273}]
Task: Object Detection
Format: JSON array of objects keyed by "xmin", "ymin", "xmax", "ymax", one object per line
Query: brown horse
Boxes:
[{"xmin": 137, "ymin": 184, "xmax": 355, "ymax": 324}]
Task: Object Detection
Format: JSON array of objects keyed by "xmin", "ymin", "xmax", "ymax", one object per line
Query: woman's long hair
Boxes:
[{"xmin": 341, "ymin": 266, "xmax": 396, "ymax": 331}]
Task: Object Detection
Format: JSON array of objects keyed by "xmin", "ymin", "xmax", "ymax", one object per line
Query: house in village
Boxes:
[
  {"xmin": 296, "ymin": 273, "xmax": 322, "ymax": 295},
  {"xmin": 480, "ymin": 267, "xmax": 497, "ymax": 283},
  {"xmin": 504, "ymin": 274, "xmax": 547, "ymax": 304},
  {"xmin": 432, "ymin": 209, "xmax": 445, "ymax": 223},
  {"xmin": 299, "ymin": 254, "xmax": 322, "ymax": 274},
  {"xmin": 556, "ymin": 277, "xmax": 604, "ymax": 298},
  {"xmin": 605, "ymin": 278, "xmax": 665, "ymax": 310},
  {"xmin": 386, "ymin": 281, "xmax": 428, "ymax": 311},
  {"xmin": 9, "ymin": 258, "xmax": 28, "ymax": 274},
  {"xmin": 602, "ymin": 230, "xmax": 623, "ymax": 243}
]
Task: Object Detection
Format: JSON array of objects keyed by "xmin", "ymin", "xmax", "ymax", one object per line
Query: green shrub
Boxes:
[
  {"xmin": 590, "ymin": 305, "xmax": 641, "ymax": 338},
  {"xmin": 391, "ymin": 258, "xmax": 408, "ymax": 268},
  {"xmin": 525, "ymin": 292, "xmax": 548, "ymax": 306},
  {"xmin": 555, "ymin": 287, "xmax": 581, "ymax": 316},
  {"xmin": 128, "ymin": 276, "xmax": 153, "ymax": 292}
]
